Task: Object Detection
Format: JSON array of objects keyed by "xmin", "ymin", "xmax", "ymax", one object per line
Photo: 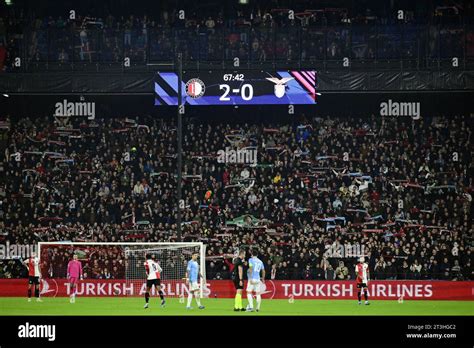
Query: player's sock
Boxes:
[
  {"xmin": 237, "ymin": 294, "xmax": 243, "ymax": 309},
  {"xmin": 28, "ymin": 289, "xmax": 32, "ymax": 298},
  {"xmin": 34, "ymin": 288, "xmax": 40, "ymax": 298},
  {"xmin": 145, "ymin": 292, "xmax": 150, "ymax": 303},
  {"xmin": 194, "ymin": 292, "xmax": 202, "ymax": 306},
  {"xmin": 256, "ymin": 295, "xmax": 261, "ymax": 310},
  {"xmin": 364, "ymin": 290, "xmax": 368, "ymax": 302},
  {"xmin": 158, "ymin": 290, "xmax": 164, "ymax": 301},
  {"xmin": 187, "ymin": 293, "xmax": 193, "ymax": 308},
  {"xmin": 247, "ymin": 293, "xmax": 254, "ymax": 309},
  {"xmin": 234, "ymin": 293, "xmax": 241, "ymax": 309},
  {"xmin": 357, "ymin": 291, "xmax": 361, "ymax": 302}
]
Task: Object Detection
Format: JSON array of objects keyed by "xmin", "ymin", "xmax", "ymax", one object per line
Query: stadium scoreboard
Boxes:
[{"xmin": 154, "ymin": 70, "xmax": 317, "ymax": 106}]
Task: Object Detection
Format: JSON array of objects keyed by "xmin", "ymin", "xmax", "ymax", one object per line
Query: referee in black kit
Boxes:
[{"xmin": 232, "ymin": 249, "xmax": 246, "ymax": 311}]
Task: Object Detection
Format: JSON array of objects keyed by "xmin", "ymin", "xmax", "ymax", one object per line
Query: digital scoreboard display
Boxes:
[{"xmin": 154, "ymin": 70, "xmax": 317, "ymax": 106}]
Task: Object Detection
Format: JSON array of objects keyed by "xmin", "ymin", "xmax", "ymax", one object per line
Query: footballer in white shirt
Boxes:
[
  {"xmin": 143, "ymin": 253, "xmax": 166, "ymax": 309},
  {"xmin": 355, "ymin": 256, "xmax": 370, "ymax": 305}
]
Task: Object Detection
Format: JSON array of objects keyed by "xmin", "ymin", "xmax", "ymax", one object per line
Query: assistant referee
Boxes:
[{"xmin": 232, "ymin": 249, "xmax": 246, "ymax": 311}]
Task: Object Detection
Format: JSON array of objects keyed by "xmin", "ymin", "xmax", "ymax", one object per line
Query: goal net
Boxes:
[{"xmin": 38, "ymin": 242, "xmax": 207, "ymax": 298}]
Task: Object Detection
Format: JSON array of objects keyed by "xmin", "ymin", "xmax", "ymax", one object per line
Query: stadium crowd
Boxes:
[
  {"xmin": 0, "ymin": 0, "xmax": 472, "ymax": 70},
  {"xmin": 0, "ymin": 113, "xmax": 472, "ymax": 281}
]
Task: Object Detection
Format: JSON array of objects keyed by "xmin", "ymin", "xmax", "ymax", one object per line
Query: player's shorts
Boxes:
[
  {"xmin": 146, "ymin": 279, "xmax": 161, "ymax": 288},
  {"xmin": 28, "ymin": 276, "xmax": 39, "ymax": 285},
  {"xmin": 357, "ymin": 282, "xmax": 368, "ymax": 289},
  {"xmin": 189, "ymin": 281, "xmax": 199, "ymax": 291},
  {"xmin": 69, "ymin": 277, "xmax": 78, "ymax": 285},
  {"xmin": 233, "ymin": 277, "xmax": 244, "ymax": 290},
  {"xmin": 246, "ymin": 279, "xmax": 261, "ymax": 293}
]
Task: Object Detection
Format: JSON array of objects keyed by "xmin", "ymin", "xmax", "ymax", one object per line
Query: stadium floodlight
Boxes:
[
  {"xmin": 238, "ymin": 0, "xmax": 249, "ymax": 4},
  {"xmin": 38, "ymin": 242, "xmax": 207, "ymax": 298},
  {"xmin": 2, "ymin": 94, "xmax": 9, "ymax": 97}
]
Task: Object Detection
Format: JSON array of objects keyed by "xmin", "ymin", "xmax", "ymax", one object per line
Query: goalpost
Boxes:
[{"xmin": 38, "ymin": 242, "xmax": 207, "ymax": 298}]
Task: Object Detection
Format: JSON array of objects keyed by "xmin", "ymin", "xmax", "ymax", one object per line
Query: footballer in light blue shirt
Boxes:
[
  {"xmin": 246, "ymin": 248, "xmax": 266, "ymax": 312},
  {"xmin": 185, "ymin": 251, "xmax": 204, "ymax": 309}
]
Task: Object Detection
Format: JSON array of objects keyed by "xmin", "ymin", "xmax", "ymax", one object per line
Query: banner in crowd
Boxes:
[{"xmin": 0, "ymin": 279, "xmax": 472, "ymax": 300}]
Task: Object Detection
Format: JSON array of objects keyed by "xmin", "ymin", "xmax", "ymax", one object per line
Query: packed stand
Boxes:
[
  {"xmin": 0, "ymin": 0, "xmax": 473, "ymax": 69},
  {"xmin": 0, "ymin": 113, "xmax": 472, "ymax": 281}
]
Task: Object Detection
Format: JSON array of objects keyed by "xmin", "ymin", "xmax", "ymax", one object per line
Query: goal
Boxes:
[{"xmin": 38, "ymin": 242, "xmax": 207, "ymax": 298}]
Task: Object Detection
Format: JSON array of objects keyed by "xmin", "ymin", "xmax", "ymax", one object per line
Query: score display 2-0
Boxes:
[{"xmin": 154, "ymin": 70, "xmax": 317, "ymax": 106}]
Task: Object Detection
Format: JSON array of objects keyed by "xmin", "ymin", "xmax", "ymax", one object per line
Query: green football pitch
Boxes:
[{"xmin": 0, "ymin": 297, "xmax": 472, "ymax": 316}]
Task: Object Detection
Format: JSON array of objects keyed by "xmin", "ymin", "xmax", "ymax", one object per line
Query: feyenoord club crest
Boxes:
[{"xmin": 185, "ymin": 78, "xmax": 206, "ymax": 99}]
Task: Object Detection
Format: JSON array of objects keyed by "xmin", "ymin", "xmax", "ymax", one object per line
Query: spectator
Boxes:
[
  {"xmin": 79, "ymin": 27, "xmax": 88, "ymax": 45},
  {"xmin": 279, "ymin": 262, "xmax": 289, "ymax": 279},
  {"xmin": 462, "ymin": 261, "xmax": 472, "ymax": 280},
  {"xmin": 385, "ymin": 260, "xmax": 397, "ymax": 280},
  {"xmin": 0, "ymin": 42, "xmax": 5, "ymax": 72},
  {"xmin": 124, "ymin": 19, "xmax": 131, "ymax": 46},
  {"xmin": 451, "ymin": 260, "xmax": 462, "ymax": 280},
  {"xmin": 399, "ymin": 260, "xmax": 410, "ymax": 279},
  {"xmin": 0, "ymin": 18, "xmax": 6, "ymax": 45},
  {"xmin": 420, "ymin": 263, "xmax": 430, "ymax": 279},
  {"xmin": 374, "ymin": 257, "xmax": 386, "ymax": 279},
  {"xmin": 335, "ymin": 261, "xmax": 350, "ymax": 280},
  {"xmin": 301, "ymin": 264, "xmax": 313, "ymax": 280},
  {"xmin": 270, "ymin": 263, "xmax": 277, "ymax": 280},
  {"xmin": 314, "ymin": 264, "xmax": 325, "ymax": 280},
  {"xmin": 205, "ymin": 17, "xmax": 215, "ymax": 32},
  {"xmin": 429, "ymin": 259, "xmax": 440, "ymax": 279},
  {"xmin": 325, "ymin": 263, "xmax": 335, "ymax": 280},
  {"xmin": 58, "ymin": 49, "xmax": 69, "ymax": 63},
  {"xmin": 439, "ymin": 257, "xmax": 451, "ymax": 280},
  {"xmin": 409, "ymin": 259, "xmax": 422, "ymax": 280}
]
